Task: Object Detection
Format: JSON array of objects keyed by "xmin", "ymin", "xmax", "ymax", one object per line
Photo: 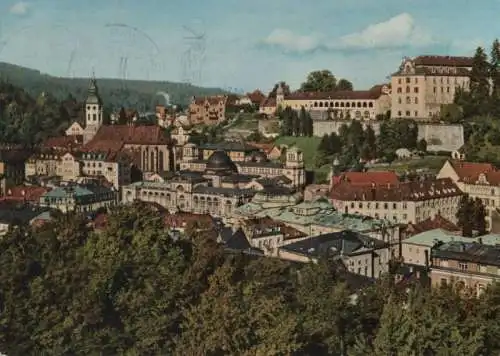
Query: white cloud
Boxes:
[
  {"xmin": 262, "ymin": 29, "xmax": 321, "ymax": 53},
  {"xmin": 261, "ymin": 13, "xmax": 435, "ymax": 53},
  {"xmin": 9, "ymin": 1, "xmax": 30, "ymax": 15},
  {"xmin": 338, "ymin": 13, "xmax": 433, "ymax": 49}
]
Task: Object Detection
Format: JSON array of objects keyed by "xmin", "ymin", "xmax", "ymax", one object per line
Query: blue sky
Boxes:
[{"xmin": 0, "ymin": 0, "xmax": 498, "ymax": 93}]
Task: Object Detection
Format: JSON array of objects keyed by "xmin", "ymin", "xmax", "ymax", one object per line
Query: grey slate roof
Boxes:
[{"xmin": 281, "ymin": 230, "xmax": 387, "ymax": 259}]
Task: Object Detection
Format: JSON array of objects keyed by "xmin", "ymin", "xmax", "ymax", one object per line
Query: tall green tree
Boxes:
[
  {"xmin": 469, "ymin": 46, "xmax": 491, "ymax": 113},
  {"xmin": 300, "ymin": 70, "xmax": 338, "ymax": 92},
  {"xmin": 490, "ymin": 39, "xmax": 500, "ymax": 100},
  {"xmin": 457, "ymin": 195, "xmax": 475, "ymax": 237},
  {"xmin": 337, "ymin": 78, "xmax": 354, "ymax": 91},
  {"xmin": 472, "ymin": 197, "xmax": 487, "ymax": 236}
]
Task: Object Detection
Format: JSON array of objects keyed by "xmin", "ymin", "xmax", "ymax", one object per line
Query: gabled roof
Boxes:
[
  {"xmin": 332, "ymin": 171, "xmax": 399, "ymax": 187},
  {"xmin": 406, "ymin": 214, "xmax": 460, "ymax": 236},
  {"xmin": 413, "ymin": 55, "xmax": 473, "ymax": 67},
  {"xmin": 284, "ymin": 85, "xmax": 388, "ymax": 101},
  {"xmin": 281, "ymin": 230, "xmax": 387, "ymax": 260},
  {"xmin": 1, "ymin": 186, "xmax": 51, "ymax": 203},
  {"xmin": 89, "ymin": 125, "xmax": 170, "ymax": 145},
  {"xmin": 448, "ymin": 160, "xmax": 496, "ymax": 182},
  {"xmin": 330, "ymin": 178, "xmax": 461, "ymax": 202}
]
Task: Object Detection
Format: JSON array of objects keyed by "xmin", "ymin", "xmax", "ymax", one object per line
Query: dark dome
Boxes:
[
  {"xmin": 205, "ymin": 150, "xmax": 237, "ymax": 173},
  {"xmin": 251, "ymin": 151, "xmax": 268, "ymax": 163}
]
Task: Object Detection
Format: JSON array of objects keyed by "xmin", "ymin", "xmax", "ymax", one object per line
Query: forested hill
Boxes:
[
  {"xmin": 0, "ymin": 80, "xmax": 82, "ymax": 145},
  {"xmin": 0, "ymin": 62, "xmax": 227, "ymax": 109}
]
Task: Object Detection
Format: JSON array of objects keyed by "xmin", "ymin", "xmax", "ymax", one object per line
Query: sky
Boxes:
[{"xmin": 0, "ymin": 0, "xmax": 498, "ymax": 93}]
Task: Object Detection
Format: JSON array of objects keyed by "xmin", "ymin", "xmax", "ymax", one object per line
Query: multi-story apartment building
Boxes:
[
  {"xmin": 269, "ymin": 83, "xmax": 391, "ymax": 120},
  {"xmin": 330, "ymin": 178, "xmax": 463, "ymax": 224},
  {"xmin": 430, "ymin": 241, "xmax": 500, "ymax": 297},
  {"xmin": 390, "ymin": 55, "xmax": 473, "ymax": 120},
  {"xmin": 437, "ymin": 160, "xmax": 500, "ymax": 230},
  {"xmin": 188, "ymin": 95, "xmax": 235, "ymax": 125}
]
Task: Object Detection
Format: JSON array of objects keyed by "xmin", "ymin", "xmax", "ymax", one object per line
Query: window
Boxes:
[
  {"xmin": 364, "ymin": 266, "xmax": 368, "ymax": 276},
  {"xmin": 414, "ymin": 78, "xmax": 418, "ymax": 83},
  {"xmin": 406, "ymin": 77, "xmax": 410, "ymax": 83},
  {"xmin": 447, "ymin": 87, "xmax": 450, "ymax": 93},
  {"xmin": 398, "ymin": 97, "xmax": 402, "ymax": 104},
  {"xmin": 397, "ymin": 111, "xmax": 402, "ymax": 117},
  {"xmin": 414, "ymin": 111, "xmax": 418, "ymax": 117},
  {"xmin": 406, "ymin": 96, "xmax": 411, "ymax": 104},
  {"xmin": 375, "ymin": 203, "xmax": 379, "ymax": 209},
  {"xmin": 398, "ymin": 78, "xmax": 402, "ymax": 84},
  {"xmin": 406, "ymin": 111, "xmax": 411, "ymax": 116},
  {"xmin": 397, "ymin": 87, "xmax": 402, "ymax": 93},
  {"xmin": 414, "ymin": 87, "xmax": 419, "ymax": 93},
  {"xmin": 403, "ymin": 213, "xmax": 408, "ymax": 220},
  {"xmin": 384, "ymin": 203, "xmax": 388, "ymax": 209},
  {"xmin": 392, "ymin": 203, "xmax": 397, "ymax": 209},
  {"xmin": 433, "ymin": 87, "xmax": 437, "ymax": 93},
  {"xmin": 406, "ymin": 86, "xmax": 410, "ymax": 93},
  {"xmin": 458, "ymin": 262, "xmax": 468, "ymax": 271}
]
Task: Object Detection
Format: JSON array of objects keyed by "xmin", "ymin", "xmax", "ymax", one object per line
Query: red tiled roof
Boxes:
[
  {"xmin": 90, "ymin": 125, "xmax": 170, "ymax": 145},
  {"xmin": 285, "ymin": 84, "xmax": 387, "ymax": 101},
  {"xmin": 42, "ymin": 136, "xmax": 83, "ymax": 150},
  {"xmin": 413, "ymin": 55, "xmax": 473, "ymax": 67},
  {"xmin": 242, "ymin": 217, "xmax": 306, "ymax": 241},
  {"xmin": 330, "ymin": 178, "xmax": 462, "ymax": 202},
  {"xmin": 406, "ymin": 214, "xmax": 460, "ymax": 236},
  {"xmin": 247, "ymin": 142, "xmax": 278, "ymax": 154},
  {"xmin": 260, "ymin": 98, "xmax": 276, "ymax": 108},
  {"xmin": 332, "ymin": 171, "xmax": 399, "ymax": 187},
  {"xmin": 93, "ymin": 213, "xmax": 108, "ymax": 230},
  {"xmin": 448, "ymin": 160, "xmax": 495, "ymax": 181},
  {"xmin": 164, "ymin": 212, "xmax": 214, "ymax": 229},
  {"xmin": 1, "ymin": 185, "xmax": 50, "ymax": 202},
  {"xmin": 247, "ymin": 90, "xmax": 266, "ymax": 104},
  {"xmin": 192, "ymin": 95, "xmax": 227, "ymax": 106}
]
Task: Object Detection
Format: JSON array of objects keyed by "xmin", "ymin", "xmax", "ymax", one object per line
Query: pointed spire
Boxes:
[{"xmin": 86, "ymin": 70, "xmax": 102, "ymax": 105}]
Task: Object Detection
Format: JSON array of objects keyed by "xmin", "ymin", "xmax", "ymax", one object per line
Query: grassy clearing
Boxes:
[
  {"xmin": 274, "ymin": 136, "xmax": 322, "ymax": 170},
  {"xmin": 368, "ymin": 155, "xmax": 449, "ymax": 173}
]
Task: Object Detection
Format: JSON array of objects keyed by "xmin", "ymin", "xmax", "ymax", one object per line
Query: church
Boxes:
[{"xmin": 27, "ymin": 76, "xmax": 175, "ymax": 189}]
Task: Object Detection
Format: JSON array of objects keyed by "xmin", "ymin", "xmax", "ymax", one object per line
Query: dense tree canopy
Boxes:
[
  {"xmin": 300, "ymin": 70, "xmax": 354, "ymax": 92},
  {"xmin": 1, "ymin": 203, "xmax": 500, "ymax": 354}
]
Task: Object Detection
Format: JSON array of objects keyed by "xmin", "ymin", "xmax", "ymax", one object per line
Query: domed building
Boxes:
[
  {"xmin": 180, "ymin": 142, "xmax": 306, "ymax": 188},
  {"xmin": 204, "ymin": 150, "xmax": 238, "ymax": 176}
]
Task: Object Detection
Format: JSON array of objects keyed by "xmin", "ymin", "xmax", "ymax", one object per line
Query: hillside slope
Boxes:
[{"xmin": 0, "ymin": 62, "xmax": 226, "ymax": 109}]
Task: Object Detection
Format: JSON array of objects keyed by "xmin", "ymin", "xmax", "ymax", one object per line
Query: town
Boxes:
[{"xmin": 2, "ymin": 45, "xmax": 500, "ymax": 353}]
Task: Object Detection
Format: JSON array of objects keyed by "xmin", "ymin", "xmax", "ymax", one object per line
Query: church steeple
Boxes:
[
  {"xmin": 83, "ymin": 72, "xmax": 104, "ymax": 144},
  {"xmin": 86, "ymin": 71, "xmax": 102, "ymax": 105}
]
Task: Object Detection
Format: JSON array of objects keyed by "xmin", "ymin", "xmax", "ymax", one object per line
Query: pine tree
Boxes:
[
  {"xmin": 470, "ymin": 46, "xmax": 491, "ymax": 113},
  {"xmin": 490, "ymin": 39, "xmax": 500, "ymax": 98},
  {"xmin": 319, "ymin": 134, "xmax": 331, "ymax": 154},
  {"xmin": 298, "ymin": 106, "xmax": 308, "ymax": 136},
  {"xmin": 456, "ymin": 195, "xmax": 475, "ymax": 237},
  {"xmin": 305, "ymin": 111, "xmax": 314, "ymax": 136},
  {"xmin": 472, "ymin": 197, "xmax": 487, "ymax": 236}
]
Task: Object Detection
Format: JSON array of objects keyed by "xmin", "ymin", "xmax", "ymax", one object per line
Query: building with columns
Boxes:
[
  {"xmin": 180, "ymin": 142, "xmax": 306, "ymax": 188},
  {"xmin": 122, "ymin": 149, "xmax": 297, "ymax": 218},
  {"xmin": 259, "ymin": 82, "xmax": 392, "ymax": 120}
]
